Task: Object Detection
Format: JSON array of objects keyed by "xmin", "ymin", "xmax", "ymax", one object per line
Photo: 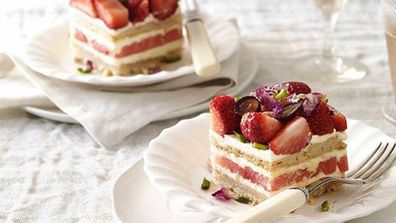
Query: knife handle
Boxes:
[
  {"xmin": 186, "ymin": 20, "xmax": 221, "ymax": 77},
  {"xmin": 225, "ymin": 188, "xmax": 308, "ymax": 223}
]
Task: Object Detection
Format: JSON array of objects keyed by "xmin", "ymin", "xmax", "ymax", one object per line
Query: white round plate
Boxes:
[
  {"xmin": 144, "ymin": 113, "xmax": 396, "ymax": 223},
  {"xmin": 24, "ymin": 106, "xmax": 77, "ymax": 124},
  {"xmin": 112, "ymin": 159, "xmax": 223, "ymax": 223},
  {"xmin": 23, "ymin": 14, "xmax": 239, "ymax": 87},
  {"xmin": 22, "ymin": 46, "xmax": 258, "ymax": 124}
]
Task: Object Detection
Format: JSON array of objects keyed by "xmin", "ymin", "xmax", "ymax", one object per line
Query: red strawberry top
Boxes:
[
  {"xmin": 209, "ymin": 81, "xmax": 348, "ymax": 155},
  {"xmin": 70, "ymin": 0, "xmax": 179, "ymax": 29}
]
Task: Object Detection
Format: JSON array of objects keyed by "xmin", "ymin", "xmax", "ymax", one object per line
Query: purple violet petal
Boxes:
[
  {"xmin": 212, "ymin": 188, "xmax": 232, "ymax": 201},
  {"xmin": 303, "ymin": 93, "xmax": 320, "ymax": 116},
  {"xmin": 286, "ymin": 94, "xmax": 305, "ymax": 104},
  {"xmin": 86, "ymin": 60, "xmax": 94, "ymax": 71}
]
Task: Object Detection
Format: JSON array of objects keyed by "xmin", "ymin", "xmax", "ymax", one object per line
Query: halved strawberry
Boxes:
[
  {"xmin": 337, "ymin": 155, "xmax": 349, "ymax": 172},
  {"xmin": 318, "ymin": 157, "xmax": 337, "ymax": 175},
  {"xmin": 95, "ymin": 0, "xmax": 129, "ymax": 29},
  {"xmin": 269, "ymin": 116, "xmax": 312, "ymax": 155},
  {"xmin": 240, "ymin": 112, "xmax": 282, "ymax": 144},
  {"xmin": 126, "ymin": 0, "xmax": 149, "ymax": 23},
  {"xmin": 305, "ymin": 101, "xmax": 334, "ymax": 135},
  {"xmin": 149, "ymin": 0, "xmax": 178, "ymax": 20},
  {"xmin": 210, "ymin": 96, "xmax": 240, "ymax": 137},
  {"xmin": 283, "ymin": 82, "xmax": 311, "ymax": 95},
  {"xmin": 332, "ymin": 111, "xmax": 347, "ymax": 131},
  {"xmin": 70, "ymin": 0, "xmax": 97, "ymax": 17}
]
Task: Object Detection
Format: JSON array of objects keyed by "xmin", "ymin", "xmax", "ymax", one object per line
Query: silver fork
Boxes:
[{"xmin": 226, "ymin": 142, "xmax": 396, "ymax": 223}]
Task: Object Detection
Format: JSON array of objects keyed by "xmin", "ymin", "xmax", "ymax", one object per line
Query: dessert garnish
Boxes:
[
  {"xmin": 320, "ymin": 200, "xmax": 330, "ymax": 212},
  {"xmin": 235, "ymin": 197, "xmax": 250, "ymax": 204},
  {"xmin": 201, "ymin": 178, "xmax": 211, "ymax": 190},
  {"xmin": 211, "ymin": 188, "xmax": 232, "ymax": 201}
]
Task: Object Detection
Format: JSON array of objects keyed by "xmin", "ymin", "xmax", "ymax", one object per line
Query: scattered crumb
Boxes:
[
  {"xmin": 308, "ymin": 197, "xmax": 317, "ymax": 205},
  {"xmin": 103, "ymin": 69, "xmax": 112, "ymax": 77}
]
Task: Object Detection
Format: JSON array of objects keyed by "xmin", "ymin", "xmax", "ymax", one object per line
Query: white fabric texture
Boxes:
[
  {"xmin": 0, "ymin": 0, "xmax": 396, "ymax": 222},
  {"xmin": 9, "ymin": 48, "xmax": 239, "ymax": 149}
]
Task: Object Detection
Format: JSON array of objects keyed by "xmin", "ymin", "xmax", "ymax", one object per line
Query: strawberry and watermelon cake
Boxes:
[
  {"xmin": 69, "ymin": 0, "xmax": 183, "ymax": 76},
  {"xmin": 209, "ymin": 82, "xmax": 349, "ymax": 203}
]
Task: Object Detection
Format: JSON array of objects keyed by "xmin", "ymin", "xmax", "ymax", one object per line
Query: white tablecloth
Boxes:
[{"xmin": 0, "ymin": 0, "xmax": 395, "ymax": 222}]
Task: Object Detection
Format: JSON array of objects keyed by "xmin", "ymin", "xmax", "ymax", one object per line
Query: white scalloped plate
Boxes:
[
  {"xmin": 20, "ymin": 45, "xmax": 258, "ymax": 124},
  {"xmin": 144, "ymin": 114, "xmax": 396, "ymax": 223},
  {"xmin": 23, "ymin": 14, "xmax": 239, "ymax": 87}
]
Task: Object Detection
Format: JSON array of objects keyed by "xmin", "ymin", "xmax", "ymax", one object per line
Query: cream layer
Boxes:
[
  {"xmin": 211, "ymin": 146, "xmax": 346, "ymax": 179},
  {"xmin": 71, "ymin": 39, "xmax": 183, "ymax": 65},
  {"xmin": 213, "ymin": 164, "xmax": 344, "ymax": 197},
  {"xmin": 209, "ymin": 130, "xmax": 347, "ymax": 162}
]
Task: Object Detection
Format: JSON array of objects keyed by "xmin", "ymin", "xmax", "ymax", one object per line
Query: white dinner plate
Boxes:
[
  {"xmin": 23, "ymin": 14, "xmax": 239, "ymax": 87},
  {"xmin": 22, "ymin": 45, "xmax": 258, "ymax": 124},
  {"xmin": 143, "ymin": 113, "xmax": 396, "ymax": 223},
  {"xmin": 112, "ymin": 159, "xmax": 225, "ymax": 223}
]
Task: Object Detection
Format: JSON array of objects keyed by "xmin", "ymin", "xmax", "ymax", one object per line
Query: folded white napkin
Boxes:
[{"xmin": 4, "ymin": 48, "xmax": 240, "ymax": 149}]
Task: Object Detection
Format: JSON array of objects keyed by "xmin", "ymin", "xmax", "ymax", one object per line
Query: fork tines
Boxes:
[{"xmin": 347, "ymin": 142, "xmax": 396, "ymax": 182}]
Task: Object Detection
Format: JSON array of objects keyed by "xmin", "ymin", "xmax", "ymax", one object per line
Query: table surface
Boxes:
[{"xmin": 0, "ymin": 0, "xmax": 395, "ymax": 222}]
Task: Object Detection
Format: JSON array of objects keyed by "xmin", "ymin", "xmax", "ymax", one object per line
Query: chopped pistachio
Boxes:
[
  {"xmin": 320, "ymin": 200, "xmax": 330, "ymax": 212},
  {"xmin": 233, "ymin": 131, "xmax": 247, "ymax": 143},
  {"xmin": 275, "ymin": 89, "xmax": 288, "ymax": 100},
  {"xmin": 77, "ymin": 67, "xmax": 92, "ymax": 74},
  {"xmin": 234, "ymin": 96, "xmax": 242, "ymax": 102},
  {"xmin": 201, "ymin": 178, "xmax": 210, "ymax": 190},
  {"xmin": 235, "ymin": 197, "xmax": 250, "ymax": 204},
  {"xmin": 162, "ymin": 55, "xmax": 181, "ymax": 64},
  {"xmin": 252, "ymin": 142, "xmax": 269, "ymax": 150}
]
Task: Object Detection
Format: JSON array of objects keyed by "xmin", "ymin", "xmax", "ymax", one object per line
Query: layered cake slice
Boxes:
[
  {"xmin": 209, "ymin": 82, "xmax": 348, "ymax": 203},
  {"xmin": 69, "ymin": 0, "xmax": 183, "ymax": 76}
]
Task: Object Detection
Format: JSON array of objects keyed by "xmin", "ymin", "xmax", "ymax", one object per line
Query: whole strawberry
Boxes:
[
  {"xmin": 305, "ymin": 101, "xmax": 334, "ymax": 135},
  {"xmin": 210, "ymin": 96, "xmax": 240, "ymax": 136},
  {"xmin": 283, "ymin": 82, "xmax": 312, "ymax": 95}
]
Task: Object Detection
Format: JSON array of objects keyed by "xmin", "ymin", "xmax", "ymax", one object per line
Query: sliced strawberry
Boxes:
[
  {"xmin": 126, "ymin": 0, "xmax": 149, "ymax": 23},
  {"xmin": 337, "ymin": 155, "xmax": 349, "ymax": 172},
  {"xmin": 95, "ymin": 0, "xmax": 129, "ymax": 29},
  {"xmin": 149, "ymin": 0, "xmax": 178, "ymax": 20},
  {"xmin": 332, "ymin": 111, "xmax": 347, "ymax": 131},
  {"xmin": 284, "ymin": 82, "xmax": 311, "ymax": 95},
  {"xmin": 318, "ymin": 157, "xmax": 337, "ymax": 175},
  {"xmin": 305, "ymin": 101, "xmax": 334, "ymax": 135},
  {"xmin": 70, "ymin": 0, "xmax": 97, "ymax": 17},
  {"xmin": 240, "ymin": 112, "xmax": 282, "ymax": 144},
  {"xmin": 210, "ymin": 96, "xmax": 240, "ymax": 137},
  {"xmin": 269, "ymin": 116, "xmax": 312, "ymax": 155}
]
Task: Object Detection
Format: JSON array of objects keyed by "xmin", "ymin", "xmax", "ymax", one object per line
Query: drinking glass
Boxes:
[
  {"xmin": 382, "ymin": 0, "xmax": 396, "ymax": 123},
  {"xmin": 294, "ymin": 0, "xmax": 367, "ymax": 83}
]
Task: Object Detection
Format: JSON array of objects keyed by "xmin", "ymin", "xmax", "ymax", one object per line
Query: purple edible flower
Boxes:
[
  {"xmin": 302, "ymin": 93, "xmax": 320, "ymax": 116},
  {"xmin": 212, "ymin": 187, "xmax": 232, "ymax": 201},
  {"xmin": 149, "ymin": 66, "xmax": 162, "ymax": 74},
  {"xmin": 86, "ymin": 60, "xmax": 94, "ymax": 71},
  {"xmin": 250, "ymin": 86, "xmax": 283, "ymax": 118}
]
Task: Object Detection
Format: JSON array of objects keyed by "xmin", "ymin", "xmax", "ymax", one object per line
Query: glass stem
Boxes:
[{"xmin": 321, "ymin": 12, "xmax": 338, "ymax": 59}]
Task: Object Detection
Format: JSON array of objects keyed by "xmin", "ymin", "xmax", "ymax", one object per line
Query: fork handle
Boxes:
[{"xmin": 225, "ymin": 188, "xmax": 308, "ymax": 223}]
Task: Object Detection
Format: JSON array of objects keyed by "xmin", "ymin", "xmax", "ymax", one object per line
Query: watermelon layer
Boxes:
[{"xmin": 215, "ymin": 155, "xmax": 348, "ymax": 192}]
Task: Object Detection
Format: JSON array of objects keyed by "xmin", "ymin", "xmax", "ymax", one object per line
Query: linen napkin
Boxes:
[{"xmin": 8, "ymin": 48, "xmax": 241, "ymax": 149}]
